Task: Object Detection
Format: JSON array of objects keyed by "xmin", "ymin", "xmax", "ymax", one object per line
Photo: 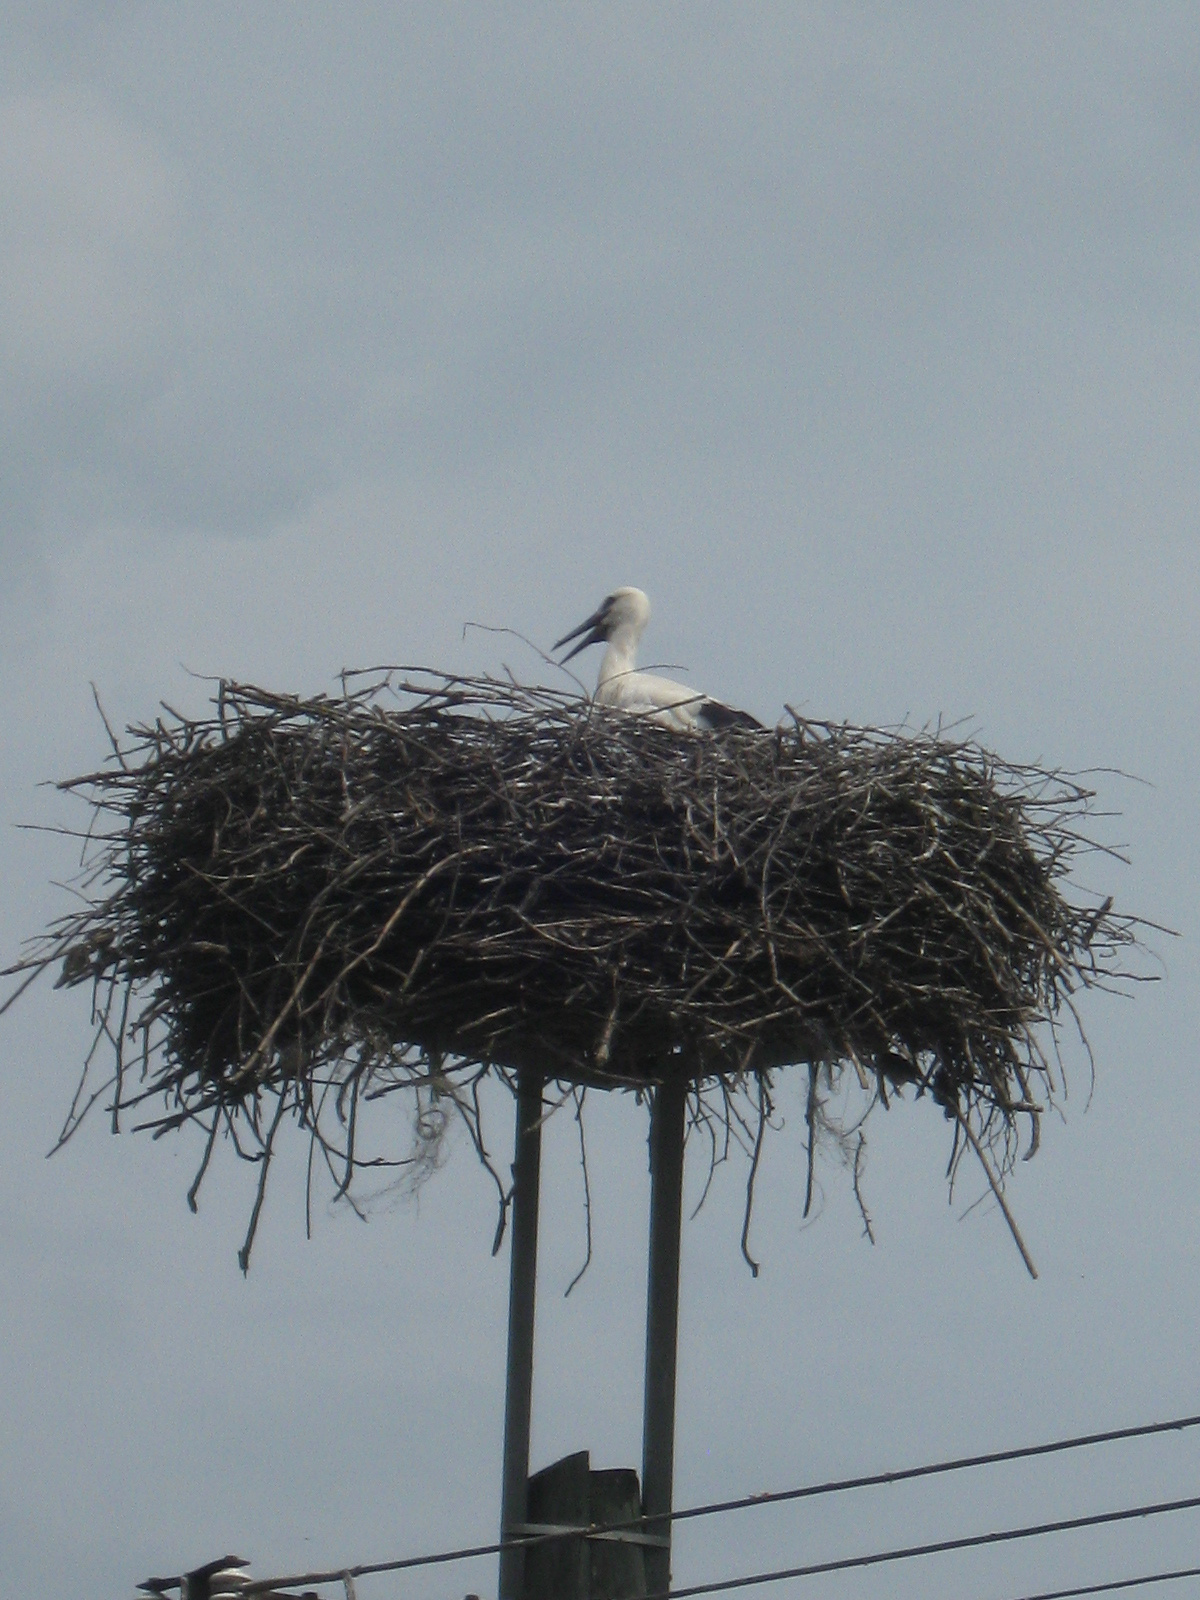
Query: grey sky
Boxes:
[{"xmin": 2, "ymin": 8, "xmax": 1199, "ymax": 1598}]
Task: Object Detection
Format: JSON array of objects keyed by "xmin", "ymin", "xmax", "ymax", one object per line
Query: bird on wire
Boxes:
[{"xmin": 554, "ymin": 585, "xmax": 761, "ymax": 732}]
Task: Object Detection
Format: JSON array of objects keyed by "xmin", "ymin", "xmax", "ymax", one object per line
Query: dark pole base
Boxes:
[{"xmin": 523, "ymin": 1450, "xmax": 649, "ymax": 1599}]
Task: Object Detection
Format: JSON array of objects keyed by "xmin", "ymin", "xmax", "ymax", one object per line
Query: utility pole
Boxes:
[
  {"xmin": 641, "ymin": 1077, "xmax": 687, "ymax": 1597},
  {"xmin": 498, "ymin": 1071, "xmax": 687, "ymax": 1599},
  {"xmin": 498, "ymin": 1067, "xmax": 544, "ymax": 1600}
]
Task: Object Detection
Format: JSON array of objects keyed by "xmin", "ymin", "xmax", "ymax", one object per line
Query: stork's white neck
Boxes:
[{"xmin": 597, "ymin": 615, "xmax": 645, "ymax": 690}]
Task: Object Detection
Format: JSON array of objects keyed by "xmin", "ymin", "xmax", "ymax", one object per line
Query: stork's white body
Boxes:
[
  {"xmin": 593, "ymin": 599, "xmax": 714, "ymax": 731},
  {"xmin": 555, "ymin": 587, "xmax": 759, "ymax": 732}
]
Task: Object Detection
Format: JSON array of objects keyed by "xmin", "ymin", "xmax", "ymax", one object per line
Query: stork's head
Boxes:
[{"xmin": 554, "ymin": 586, "xmax": 651, "ymax": 662}]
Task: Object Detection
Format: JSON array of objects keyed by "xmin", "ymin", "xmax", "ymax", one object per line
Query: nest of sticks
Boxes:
[{"xmin": 4, "ymin": 673, "xmax": 1143, "ymax": 1270}]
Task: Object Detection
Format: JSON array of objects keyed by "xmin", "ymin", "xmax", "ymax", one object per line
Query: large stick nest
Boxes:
[{"xmin": 4, "ymin": 673, "xmax": 1143, "ymax": 1266}]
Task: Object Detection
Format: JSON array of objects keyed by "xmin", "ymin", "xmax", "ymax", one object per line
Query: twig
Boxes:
[
  {"xmin": 954, "ymin": 1107, "xmax": 1039, "ymax": 1280},
  {"xmin": 740, "ymin": 1079, "xmax": 767, "ymax": 1278},
  {"xmin": 564, "ymin": 1088, "xmax": 593, "ymax": 1296}
]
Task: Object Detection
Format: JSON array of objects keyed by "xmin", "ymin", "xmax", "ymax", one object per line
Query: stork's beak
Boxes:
[{"xmin": 554, "ymin": 602, "xmax": 610, "ymax": 663}]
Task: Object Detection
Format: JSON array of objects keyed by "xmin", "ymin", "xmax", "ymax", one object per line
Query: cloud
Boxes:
[
  {"xmin": 4, "ymin": 7, "xmax": 1199, "ymax": 572},
  {"xmin": 0, "ymin": 90, "xmax": 176, "ymax": 379},
  {"xmin": 0, "ymin": 89, "xmax": 181, "ymax": 553}
]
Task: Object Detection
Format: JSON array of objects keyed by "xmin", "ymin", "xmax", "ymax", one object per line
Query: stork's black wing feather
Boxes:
[{"xmin": 696, "ymin": 698, "xmax": 762, "ymax": 731}]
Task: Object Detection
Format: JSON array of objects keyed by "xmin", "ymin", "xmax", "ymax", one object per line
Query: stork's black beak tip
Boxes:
[
  {"xmin": 556, "ymin": 626, "xmax": 603, "ymax": 664},
  {"xmin": 553, "ymin": 603, "xmax": 609, "ymax": 661}
]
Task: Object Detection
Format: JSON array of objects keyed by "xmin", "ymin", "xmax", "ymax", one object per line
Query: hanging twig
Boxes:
[
  {"xmin": 237, "ymin": 1092, "xmax": 290, "ymax": 1274},
  {"xmin": 740, "ymin": 1079, "xmax": 767, "ymax": 1278},
  {"xmin": 187, "ymin": 1114, "xmax": 221, "ymax": 1214},
  {"xmin": 954, "ymin": 1106, "xmax": 1039, "ymax": 1280},
  {"xmin": 564, "ymin": 1088, "xmax": 594, "ymax": 1297},
  {"xmin": 852, "ymin": 1132, "xmax": 875, "ymax": 1244},
  {"xmin": 803, "ymin": 1065, "xmax": 819, "ymax": 1220}
]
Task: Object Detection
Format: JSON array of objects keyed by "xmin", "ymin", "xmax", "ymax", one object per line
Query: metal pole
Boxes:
[
  {"xmin": 642, "ymin": 1075, "xmax": 687, "ymax": 1597},
  {"xmin": 499, "ymin": 1067, "xmax": 545, "ymax": 1600}
]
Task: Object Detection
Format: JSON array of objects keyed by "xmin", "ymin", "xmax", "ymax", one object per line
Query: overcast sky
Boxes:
[{"xmin": 3, "ymin": 8, "xmax": 1200, "ymax": 1599}]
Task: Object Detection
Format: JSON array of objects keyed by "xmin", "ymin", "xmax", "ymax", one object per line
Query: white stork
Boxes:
[{"xmin": 554, "ymin": 586, "xmax": 760, "ymax": 732}]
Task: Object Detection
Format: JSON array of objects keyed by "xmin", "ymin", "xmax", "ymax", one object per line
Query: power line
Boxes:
[
  {"xmin": 1006, "ymin": 1565, "xmax": 1200, "ymax": 1600},
  {"xmin": 645, "ymin": 1489, "xmax": 1200, "ymax": 1598},
  {"xmin": 664, "ymin": 1411, "xmax": 1200, "ymax": 1534},
  {"xmin": 232, "ymin": 1409, "xmax": 1200, "ymax": 1594}
]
